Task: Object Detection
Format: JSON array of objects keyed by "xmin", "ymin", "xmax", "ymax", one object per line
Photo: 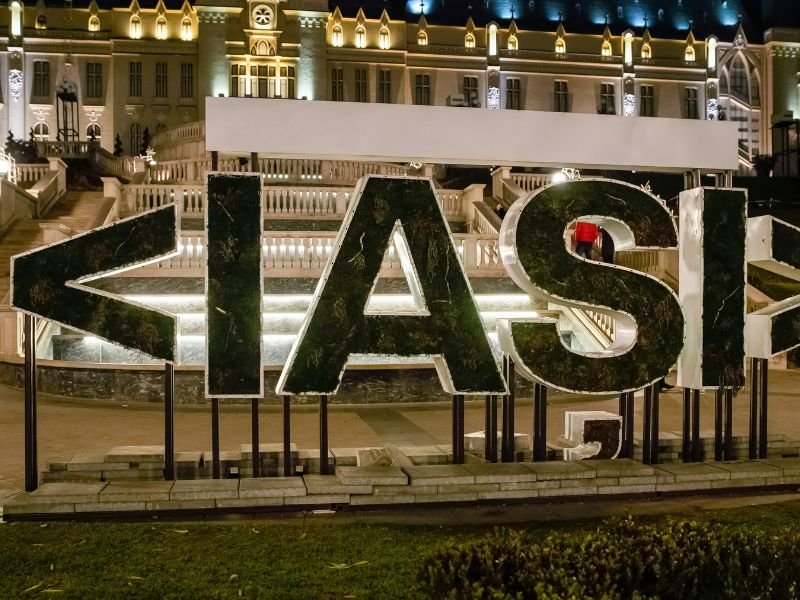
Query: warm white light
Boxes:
[
  {"xmin": 465, "ymin": 33, "xmax": 475, "ymax": 49},
  {"xmin": 156, "ymin": 17, "xmax": 167, "ymax": 40},
  {"xmin": 130, "ymin": 15, "xmax": 142, "ymax": 39},
  {"xmin": 332, "ymin": 25, "xmax": 343, "ymax": 47},
  {"xmin": 181, "ymin": 17, "xmax": 192, "ymax": 41},
  {"xmin": 10, "ymin": 1, "xmax": 21, "ymax": 37},
  {"xmin": 83, "ymin": 336, "xmax": 101, "ymax": 346},
  {"xmin": 508, "ymin": 34, "xmax": 518, "ymax": 51},
  {"xmin": 488, "ymin": 23, "xmax": 498, "ymax": 56},
  {"xmin": 623, "ymin": 32, "xmax": 633, "ymax": 65},
  {"xmin": 685, "ymin": 45, "xmax": 695, "ymax": 62},
  {"xmin": 707, "ymin": 37, "xmax": 717, "ymax": 69},
  {"xmin": 88, "ymin": 15, "xmax": 100, "ymax": 32},
  {"xmin": 0, "ymin": 159, "xmax": 10, "ymax": 175},
  {"xmin": 641, "ymin": 43, "xmax": 651, "ymax": 59},
  {"xmin": 379, "ymin": 26, "xmax": 390, "ymax": 50},
  {"xmin": 417, "ymin": 31, "xmax": 428, "ymax": 45},
  {"xmin": 555, "ymin": 38, "xmax": 566, "ymax": 54},
  {"xmin": 552, "ymin": 171, "xmax": 568, "ymax": 183},
  {"xmin": 355, "ymin": 26, "xmax": 366, "ymax": 48},
  {"xmin": 602, "ymin": 40, "xmax": 612, "ymax": 57}
]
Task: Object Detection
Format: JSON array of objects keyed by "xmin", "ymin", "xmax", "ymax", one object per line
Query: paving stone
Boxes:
[
  {"xmin": 350, "ymin": 495, "xmax": 415, "ymax": 505},
  {"xmin": 757, "ymin": 458, "xmax": 800, "ymax": 476},
  {"xmin": 330, "ymin": 448, "xmax": 360, "ymax": 466},
  {"xmin": 145, "ymin": 499, "xmax": 216, "ymax": 511},
  {"xmin": 303, "ymin": 475, "xmax": 372, "ymax": 495},
  {"xmin": 43, "ymin": 470, "xmax": 102, "ymax": 482},
  {"xmin": 20, "ymin": 482, "xmax": 107, "ymax": 504},
  {"xmin": 414, "ymin": 492, "xmax": 479, "ymax": 503},
  {"xmin": 619, "ymin": 476, "xmax": 658, "ymax": 486},
  {"xmin": 373, "ymin": 484, "xmax": 433, "ymax": 495},
  {"xmin": 463, "ymin": 463, "xmax": 538, "ymax": 483},
  {"xmin": 478, "ymin": 489, "xmax": 540, "ymax": 500},
  {"xmin": 3, "ymin": 502, "xmax": 76, "ymax": 515},
  {"xmin": 404, "ymin": 465, "xmax": 474, "ymax": 486},
  {"xmin": 284, "ymin": 494, "xmax": 350, "ymax": 505},
  {"xmin": 598, "ymin": 484, "xmax": 656, "ymax": 495},
  {"xmin": 710, "ymin": 477, "xmax": 767, "ymax": 489},
  {"xmin": 539, "ymin": 486, "xmax": 598, "ymax": 497},
  {"xmin": 654, "ymin": 463, "xmax": 730, "ymax": 482},
  {"xmin": 103, "ymin": 470, "xmax": 164, "ymax": 481},
  {"xmin": 437, "ymin": 483, "xmax": 498, "ymax": 494},
  {"xmin": 560, "ymin": 477, "xmax": 617, "ymax": 488},
  {"xmin": 171, "ymin": 479, "xmax": 239, "ymax": 500},
  {"xmin": 585, "ymin": 459, "xmax": 656, "ymax": 478},
  {"xmin": 656, "ymin": 481, "xmax": 712, "ymax": 492},
  {"xmin": 76, "ymin": 501, "xmax": 147, "ymax": 513},
  {"xmin": 335, "ymin": 466, "xmax": 407, "ymax": 486},
  {"xmin": 400, "ymin": 446, "xmax": 448, "ymax": 465},
  {"xmin": 215, "ymin": 497, "xmax": 284, "ymax": 508},
  {"xmin": 714, "ymin": 460, "xmax": 783, "ymax": 479},
  {"xmin": 239, "ymin": 477, "xmax": 306, "ymax": 498},
  {"xmin": 521, "ymin": 461, "xmax": 596, "ymax": 480},
  {"xmin": 101, "ymin": 481, "xmax": 174, "ymax": 503},
  {"xmin": 500, "ymin": 480, "xmax": 560, "ymax": 491},
  {"xmin": 106, "ymin": 446, "xmax": 165, "ymax": 462}
]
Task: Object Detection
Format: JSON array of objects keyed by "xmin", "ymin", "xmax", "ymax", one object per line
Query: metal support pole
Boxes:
[
  {"xmin": 682, "ymin": 388, "xmax": 691, "ymax": 462},
  {"xmin": 211, "ymin": 398, "xmax": 221, "ymax": 479},
  {"xmin": 23, "ymin": 314, "xmax": 38, "ymax": 492},
  {"xmin": 749, "ymin": 358, "xmax": 759, "ymax": 459},
  {"xmin": 533, "ymin": 383, "xmax": 547, "ymax": 461},
  {"xmin": 211, "ymin": 150, "xmax": 219, "ymax": 171},
  {"xmin": 618, "ymin": 393, "xmax": 627, "ymax": 458},
  {"xmin": 642, "ymin": 386, "xmax": 652, "ymax": 465},
  {"xmin": 714, "ymin": 389, "xmax": 723, "ymax": 461},
  {"xmin": 625, "ymin": 392, "xmax": 634, "ymax": 459},
  {"xmin": 452, "ymin": 395, "xmax": 464, "ymax": 464},
  {"xmin": 759, "ymin": 358, "xmax": 769, "ymax": 458},
  {"xmin": 502, "ymin": 356, "xmax": 516, "ymax": 462},
  {"xmin": 250, "ymin": 151, "xmax": 258, "ymax": 172},
  {"xmin": 724, "ymin": 388, "xmax": 734, "ymax": 460},
  {"xmin": 283, "ymin": 395, "xmax": 292, "ymax": 477},
  {"xmin": 651, "ymin": 385, "xmax": 660, "ymax": 464},
  {"xmin": 691, "ymin": 390, "xmax": 702, "ymax": 462},
  {"xmin": 251, "ymin": 398, "xmax": 261, "ymax": 477},
  {"xmin": 164, "ymin": 363, "xmax": 175, "ymax": 480},
  {"xmin": 489, "ymin": 394, "xmax": 497, "ymax": 462},
  {"xmin": 319, "ymin": 395, "xmax": 329, "ymax": 475}
]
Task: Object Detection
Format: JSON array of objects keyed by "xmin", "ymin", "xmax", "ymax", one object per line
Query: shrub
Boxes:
[{"xmin": 419, "ymin": 516, "xmax": 800, "ymax": 599}]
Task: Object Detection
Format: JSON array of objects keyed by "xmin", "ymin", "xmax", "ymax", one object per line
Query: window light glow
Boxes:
[
  {"xmin": 685, "ymin": 45, "xmax": 696, "ymax": 62},
  {"xmin": 156, "ymin": 17, "xmax": 168, "ymax": 40},
  {"xmin": 379, "ymin": 26, "xmax": 390, "ymax": 49},
  {"xmin": 641, "ymin": 43, "xmax": 651, "ymax": 59},
  {"xmin": 355, "ymin": 26, "xmax": 366, "ymax": 48},
  {"xmin": 10, "ymin": 1, "xmax": 22, "ymax": 37},
  {"xmin": 488, "ymin": 23, "xmax": 498, "ymax": 56},
  {"xmin": 417, "ymin": 30, "xmax": 427, "ymax": 45},
  {"xmin": 601, "ymin": 40, "xmax": 612, "ymax": 57},
  {"xmin": 181, "ymin": 17, "xmax": 192, "ymax": 41},
  {"xmin": 508, "ymin": 34, "xmax": 518, "ymax": 51},
  {"xmin": 623, "ymin": 32, "xmax": 633, "ymax": 64},
  {"xmin": 130, "ymin": 15, "xmax": 142, "ymax": 39},
  {"xmin": 555, "ymin": 37, "xmax": 566, "ymax": 54},
  {"xmin": 88, "ymin": 15, "xmax": 100, "ymax": 32},
  {"xmin": 332, "ymin": 25, "xmax": 343, "ymax": 47},
  {"xmin": 707, "ymin": 37, "xmax": 717, "ymax": 69},
  {"xmin": 465, "ymin": 33, "xmax": 475, "ymax": 49}
]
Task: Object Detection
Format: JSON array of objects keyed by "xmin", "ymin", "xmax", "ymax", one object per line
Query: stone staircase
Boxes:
[{"xmin": 0, "ymin": 190, "xmax": 107, "ymax": 303}]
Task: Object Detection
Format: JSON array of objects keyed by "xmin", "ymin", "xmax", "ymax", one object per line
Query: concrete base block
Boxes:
[
  {"xmin": 500, "ymin": 480, "xmax": 559, "ymax": 491},
  {"xmin": 4, "ymin": 502, "xmax": 76, "ymax": 515},
  {"xmin": 710, "ymin": 477, "xmax": 767, "ymax": 489},
  {"xmin": 522, "ymin": 462, "xmax": 595, "ymax": 480},
  {"xmin": 656, "ymin": 481, "xmax": 712, "ymax": 493},
  {"xmin": 171, "ymin": 480, "xmax": 239, "ymax": 500},
  {"xmin": 76, "ymin": 501, "xmax": 147, "ymax": 513},
  {"xmin": 284, "ymin": 494, "xmax": 349, "ymax": 505},
  {"xmin": 478, "ymin": 489, "xmax": 539, "ymax": 500},
  {"xmin": 303, "ymin": 475, "xmax": 372, "ymax": 495},
  {"xmin": 101, "ymin": 481, "xmax": 174, "ymax": 502},
  {"xmin": 24, "ymin": 482, "xmax": 107, "ymax": 504},
  {"xmin": 540, "ymin": 486, "xmax": 599, "ymax": 497},
  {"xmin": 654, "ymin": 463, "xmax": 730, "ymax": 482},
  {"xmin": 463, "ymin": 463, "xmax": 537, "ymax": 483},
  {"xmin": 598, "ymin": 484, "xmax": 656, "ymax": 495},
  {"xmin": 350, "ymin": 495, "xmax": 415, "ymax": 505},
  {"xmin": 373, "ymin": 484, "xmax": 433, "ymax": 495},
  {"xmin": 335, "ymin": 466, "xmax": 407, "ymax": 486},
  {"xmin": 215, "ymin": 497, "xmax": 284, "ymax": 508},
  {"xmin": 145, "ymin": 499, "xmax": 216, "ymax": 511},
  {"xmin": 405, "ymin": 465, "xmax": 474, "ymax": 486},
  {"xmin": 414, "ymin": 492, "xmax": 479, "ymax": 503},
  {"xmin": 239, "ymin": 477, "xmax": 306, "ymax": 498},
  {"xmin": 437, "ymin": 483, "xmax": 498, "ymax": 494}
]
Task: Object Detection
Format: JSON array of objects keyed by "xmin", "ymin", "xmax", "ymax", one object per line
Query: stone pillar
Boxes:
[
  {"xmin": 7, "ymin": 47, "xmax": 25, "ymax": 139},
  {"xmin": 295, "ymin": 10, "xmax": 329, "ymax": 101},
  {"xmin": 195, "ymin": 2, "xmax": 243, "ymax": 118}
]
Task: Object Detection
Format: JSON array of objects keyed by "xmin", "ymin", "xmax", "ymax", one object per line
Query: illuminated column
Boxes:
[
  {"xmin": 196, "ymin": 6, "xmax": 242, "ymax": 115},
  {"xmin": 296, "ymin": 12, "xmax": 328, "ymax": 101},
  {"xmin": 7, "ymin": 48, "xmax": 24, "ymax": 139},
  {"xmin": 487, "ymin": 67, "xmax": 500, "ymax": 110},
  {"xmin": 622, "ymin": 30, "xmax": 635, "ymax": 117},
  {"xmin": 706, "ymin": 36, "xmax": 719, "ymax": 120}
]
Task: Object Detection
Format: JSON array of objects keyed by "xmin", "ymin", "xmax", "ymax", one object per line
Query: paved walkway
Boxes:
[{"xmin": 2, "ymin": 367, "xmax": 800, "ymax": 495}]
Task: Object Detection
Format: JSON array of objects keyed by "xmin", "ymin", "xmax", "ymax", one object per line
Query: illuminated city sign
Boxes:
[{"xmin": 10, "ymin": 175, "xmax": 797, "ymax": 397}]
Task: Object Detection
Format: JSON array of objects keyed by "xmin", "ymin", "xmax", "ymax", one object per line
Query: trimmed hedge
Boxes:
[{"xmin": 420, "ymin": 516, "xmax": 800, "ymax": 599}]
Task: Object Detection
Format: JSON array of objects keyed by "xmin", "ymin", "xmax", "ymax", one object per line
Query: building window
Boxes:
[
  {"xmin": 508, "ymin": 34, "xmax": 518, "ymax": 51},
  {"xmin": 685, "ymin": 45, "xmax": 696, "ymax": 62},
  {"xmin": 86, "ymin": 62, "xmax": 102, "ymax": 98},
  {"xmin": 506, "ymin": 78, "xmax": 520, "ymax": 110},
  {"xmin": 640, "ymin": 85, "xmax": 654, "ymax": 117},
  {"xmin": 180, "ymin": 63, "xmax": 193, "ymax": 98},
  {"xmin": 155, "ymin": 62, "xmax": 168, "ymax": 97},
  {"xmin": 33, "ymin": 61, "xmax": 50, "ymax": 98},
  {"xmin": 554, "ymin": 80, "xmax": 568, "ymax": 112},
  {"xmin": 156, "ymin": 16, "xmax": 168, "ymax": 40},
  {"xmin": 88, "ymin": 15, "xmax": 100, "ymax": 32},
  {"xmin": 130, "ymin": 123, "xmax": 141, "ymax": 155},
  {"xmin": 415, "ymin": 73, "xmax": 431, "ymax": 105},
  {"xmin": 355, "ymin": 26, "xmax": 366, "ymax": 48},
  {"xmin": 253, "ymin": 65, "xmax": 267, "ymax": 97},
  {"xmin": 555, "ymin": 37, "xmax": 566, "ymax": 53},
  {"xmin": 267, "ymin": 65, "xmax": 294, "ymax": 98},
  {"xmin": 601, "ymin": 40, "xmax": 612, "ymax": 56},
  {"xmin": 130, "ymin": 15, "xmax": 141, "ymax": 39},
  {"xmin": 417, "ymin": 31, "xmax": 427, "ymax": 45},
  {"xmin": 332, "ymin": 25, "xmax": 343, "ymax": 47},
  {"xmin": 379, "ymin": 27, "xmax": 390, "ymax": 50},
  {"xmin": 35, "ymin": 14, "xmax": 46, "ymax": 30},
  {"xmin": 129, "ymin": 61, "xmax": 142, "ymax": 97},
  {"xmin": 465, "ymin": 33, "xmax": 475, "ymax": 49},
  {"xmin": 10, "ymin": 1, "xmax": 21, "ymax": 37},
  {"xmin": 488, "ymin": 23, "xmax": 498, "ymax": 56},
  {"xmin": 685, "ymin": 88, "xmax": 699, "ymax": 119},
  {"xmin": 33, "ymin": 122, "xmax": 49, "ymax": 141},
  {"xmin": 600, "ymin": 83, "xmax": 615, "ymax": 115},
  {"xmin": 641, "ymin": 43, "xmax": 651, "ymax": 59},
  {"xmin": 463, "ymin": 76, "xmax": 479, "ymax": 107},
  {"xmin": 230, "ymin": 64, "xmax": 246, "ymax": 97},
  {"xmin": 378, "ymin": 69, "xmax": 391, "ymax": 103},
  {"xmin": 181, "ymin": 17, "xmax": 192, "ymax": 41},
  {"xmin": 355, "ymin": 69, "xmax": 368, "ymax": 102},
  {"xmin": 87, "ymin": 123, "xmax": 101, "ymax": 143},
  {"xmin": 331, "ymin": 67, "xmax": 344, "ymax": 101}
]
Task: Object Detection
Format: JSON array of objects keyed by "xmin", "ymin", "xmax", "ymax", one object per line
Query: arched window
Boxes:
[
  {"xmin": 641, "ymin": 43, "xmax": 651, "ymax": 59},
  {"xmin": 379, "ymin": 26, "xmax": 390, "ymax": 49},
  {"xmin": 254, "ymin": 40, "xmax": 270, "ymax": 56},
  {"xmin": 601, "ymin": 40, "xmax": 612, "ymax": 56},
  {"xmin": 130, "ymin": 15, "xmax": 142, "ymax": 39},
  {"xmin": 465, "ymin": 33, "xmax": 475, "ymax": 48},
  {"xmin": 156, "ymin": 17, "xmax": 167, "ymax": 40},
  {"xmin": 181, "ymin": 17, "xmax": 192, "ymax": 41},
  {"xmin": 88, "ymin": 15, "xmax": 101, "ymax": 32},
  {"xmin": 332, "ymin": 25, "xmax": 343, "ymax": 47},
  {"xmin": 9, "ymin": 1, "xmax": 22, "ymax": 37},
  {"xmin": 33, "ymin": 122, "xmax": 49, "ymax": 141},
  {"xmin": 355, "ymin": 26, "xmax": 366, "ymax": 48},
  {"xmin": 684, "ymin": 45, "xmax": 695, "ymax": 62},
  {"xmin": 35, "ymin": 14, "xmax": 46, "ymax": 30},
  {"xmin": 87, "ymin": 123, "xmax": 101, "ymax": 143},
  {"xmin": 130, "ymin": 123, "xmax": 141, "ymax": 155},
  {"xmin": 417, "ymin": 30, "xmax": 428, "ymax": 45},
  {"xmin": 730, "ymin": 55, "xmax": 748, "ymax": 102},
  {"xmin": 488, "ymin": 23, "xmax": 498, "ymax": 56},
  {"xmin": 508, "ymin": 34, "xmax": 518, "ymax": 51},
  {"xmin": 555, "ymin": 37, "xmax": 566, "ymax": 53}
]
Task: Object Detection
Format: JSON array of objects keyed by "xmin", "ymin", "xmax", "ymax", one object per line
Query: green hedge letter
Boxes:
[
  {"xmin": 278, "ymin": 176, "xmax": 505, "ymax": 395},
  {"xmin": 498, "ymin": 179, "xmax": 684, "ymax": 394},
  {"xmin": 206, "ymin": 173, "xmax": 264, "ymax": 397},
  {"xmin": 11, "ymin": 205, "xmax": 178, "ymax": 361}
]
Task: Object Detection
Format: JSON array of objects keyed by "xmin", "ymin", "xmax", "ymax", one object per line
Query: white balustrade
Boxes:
[
  {"xmin": 123, "ymin": 184, "xmax": 205, "ymax": 216},
  {"xmin": 16, "ymin": 163, "xmax": 49, "ymax": 185},
  {"xmin": 262, "ymin": 186, "xmax": 350, "ymax": 216},
  {"xmin": 511, "ymin": 173, "xmax": 552, "ymax": 192}
]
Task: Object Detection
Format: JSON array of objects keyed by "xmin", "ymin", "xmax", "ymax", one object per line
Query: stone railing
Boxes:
[
  {"xmin": 151, "ymin": 120, "xmax": 205, "ymax": 149},
  {"xmin": 584, "ymin": 310, "xmax": 616, "ymax": 343},
  {"xmin": 16, "ymin": 163, "xmax": 49, "ymax": 186},
  {"xmin": 37, "ymin": 140, "xmax": 92, "ymax": 158},
  {"xmin": 0, "ymin": 176, "xmax": 39, "ymax": 235},
  {"xmin": 91, "ymin": 146, "xmax": 137, "ymax": 181},
  {"xmin": 511, "ymin": 173, "xmax": 552, "ymax": 193},
  {"xmin": 132, "ymin": 232, "xmax": 503, "ymax": 277},
  {"xmin": 122, "ymin": 183, "xmax": 466, "ymax": 220}
]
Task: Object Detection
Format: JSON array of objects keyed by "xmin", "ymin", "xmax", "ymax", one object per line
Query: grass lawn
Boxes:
[{"xmin": 2, "ymin": 501, "xmax": 800, "ymax": 599}]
